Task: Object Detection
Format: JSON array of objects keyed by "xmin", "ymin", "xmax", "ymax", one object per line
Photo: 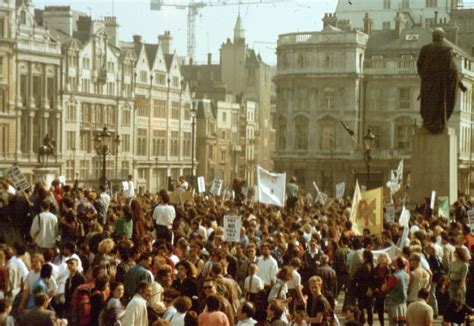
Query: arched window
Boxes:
[{"xmin": 294, "ymin": 116, "xmax": 308, "ymax": 150}]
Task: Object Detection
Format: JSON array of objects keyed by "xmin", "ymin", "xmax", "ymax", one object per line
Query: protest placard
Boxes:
[
  {"xmin": 335, "ymin": 182, "xmax": 345, "ymax": 199},
  {"xmin": 224, "ymin": 215, "xmax": 241, "ymax": 242},
  {"xmin": 256, "ymin": 166, "xmax": 286, "ymax": 207},
  {"xmin": 6, "ymin": 165, "xmax": 30, "ymax": 192},
  {"xmin": 385, "ymin": 205, "xmax": 395, "ymax": 224},
  {"xmin": 210, "ymin": 178, "xmax": 223, "ymax": 196},
  {"xmin": 197, "ymin": 176, "xmax": 206, "ymax": 193},
  {"xmin": 430, "ymin": 191, "xmax": 436, "ymax": 209}
]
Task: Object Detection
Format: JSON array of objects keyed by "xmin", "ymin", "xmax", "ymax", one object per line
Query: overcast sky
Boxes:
[{"xmin": 33, "ymin": 0, "xmax": 338, "ymax": 65}]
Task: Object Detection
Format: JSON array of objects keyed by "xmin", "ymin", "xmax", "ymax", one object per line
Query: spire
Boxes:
[{"xmin": 233, "ymin": 11, "xmax": 245, "ymax": 43}]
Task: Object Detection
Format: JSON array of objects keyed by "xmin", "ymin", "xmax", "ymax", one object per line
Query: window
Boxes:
[
  {"xmin": 122, "ymin": 109, "xmax": 131, "ymax": 126},
  {"xmin": 137, "ymin": 129, "xmax": 147, "ymax": 156},
  {"xmin": 32, "ymin": 76, "xmax": 41, "ymax": 107},
  {"xmin": 153, "ymin": 99, "xmax": 167, "ymax": 118},
  {"xmin": 47, "ymin": 77, "xmax": 54, "ymax": 108},
  {"xmin": 66, "ymin": 103, "xmax": 76, "ymax": 122},
  {"xmin": 107, "ymin": 62, "xmax": 115, "ymax": 73},
  {"xmin": 184, "ymin": 103, "xmax": 191, "ymax": 120},
  {"xmin": 220, "ymin": 149, "xmax": 226, "ymax": 163},
  {"xmin": 66, "ymin": 160, "xmax": 74, "ymax": 181},
  {"xmin": 155, "ymin": 72, "xmax": 166, "ymax": 85},
  {"xmin": 121, "ymin": 161, "xmax": 129, "ymax": 178},
  {"xmin": 324, "ymin": 54, "xmax": 335, "ymax": 68},
  {"xmin": 396, "ymin": 125, "xmax": 411, "ymax": 150},
  {"xmin": 20, "ymin": 11, "xmax": 26, "ymax": 25},
  {"xmin": 209, "ymin": 145, "xmax": 214, "ymax": 160},
  {"xmin": 20, "ymin": 74, "xmax": 27, "ymax": 107},
  {"xmin": 368, "ymin": 125, "xmax": 382, "ymax": 148},
  {"xmin": 68, "ymin": 54, "xmax": 77, "ymax": 67},
  {"xmin": 80, "ymin": 131, "xmax": 91, "ymax": 152},
  {"xmin": 82, "ymin": 57, "xmax": 90, "ymax": 69},
  {"xmin": 172, "ymin": 76, "xmax": 180, "ymax": 88},
  {"xmin": 369, "ymin": 88, "xmax": 384, "ymax": 111},
  {"xmin": 66, "ymin": 131, "xmax": 76, "ymax": 150},
  {"xmin": 401, "ymin": 0, "xmax": 410, "ymax": 8},
  {"xmin": 171, "ymin": 102, "xmax": 180, "ymax": 120},
  {"xmin": 0, "ymin": 124, "xmax": 8, "ymax": 156},
  {"xmin": 383, "ymin": 22, "xmax": 391, "ymax": 31},
  {"xmin": 383, "ymin": 0, "xmax": 391, "ymax": 8},
  {"xmin": 183, "ymin": 132, "xmax": 191, "ymax": 157},
  {"xmin": 140, "ymin": 71, "xmax": 148, "ymax": 83},
  {"xmin": 136, "ymin": 96, "xmax": 148, "ymax": 117},
  {"xmin": 426, "ymin": 0, "xmax": 437, "ymax": 7},
  {"xmin": 124, "ymin": 63, "xmax": 132, "ymax": 75},
  {"xmin": 170, "ymin": 131, "xmax": 179, "ymax": 157},
  {"xmin": 68, "ymin": 76, "xmax": 76, "ymax": 91},
  {"xmin": 399, "ymin": 88, "xmax": 411, "ymax": 109},
  {"xmin": 82, "ymin": 79, "xmax": 90, "ymax": 93},
  {"xmin": 152, "ymin": 130, "xmax": 166, "ymax": 156},
  {"xmin": 122, "ymin": 134, "xmax": 130, "ymax": 152},
  {"xmin": 0, "ymin": 57, "xmax": 3, "ymax": 77},
  {"xmin": 294, "ymin": 116, "xmax": 308, "ymax": 150},
  {"xmin": 0, "ymin": 18, "xmax": 5, "ymax": 38},
  {"xmin": 222, "ymin": 112, "xmax": 227, "ymax": 123},
  {"xmin": 323, "ymin": 88, "xmax": 335, "ymax": 109},
  {"xmin": 278, "ymin": 117, "xmax": 287, "ymax": 150},
  {"xmin": 107, "ymin": 82, "xmax": 115, "ymax": 96},
  {"xmin": 320, "ymin": 122, "xmax": 336, "ymax": 150},
  {"xmin": 0, "ymin": 89, "xmax": 5, "ymax": 113},
  {"xmin": 80, "ymin": 160, "xmax": 89, "ymax": 180}
]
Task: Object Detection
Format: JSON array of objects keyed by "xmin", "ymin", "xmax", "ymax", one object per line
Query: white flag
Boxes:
[
  {"xmin": 313, "ymin": 181, "xmax": 328, "ymax": 204},
  {"xmin": 256, "ymin": 165, "xmax": 286, "ymax": 207},
  {"xmin": 430, "ymin": 190, "xmax": 436, "ymax": 210},
  {"xmin": 396, "ymin": 159, "xmax": 404, "ymax": 184},
  {"xmin": 335, "ymin": 182, "xmax": 345, "ymax": 199},
  {"xmin": 399, "ymin": 206, "xmax": 410, "ymax": 228},
  {"xmin": 349, "ymin": 180, "xmax": 362, "ymax": 224}
]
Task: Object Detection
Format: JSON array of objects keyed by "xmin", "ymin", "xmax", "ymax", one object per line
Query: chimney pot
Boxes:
[{"xmin": 133, "ymin": 35, "xmax": 142, "ymax": 44}]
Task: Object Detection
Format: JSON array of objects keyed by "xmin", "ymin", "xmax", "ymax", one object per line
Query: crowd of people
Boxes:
[{"xmin": 0, "ymin": 175, "xmax": 473, "ymax": 326}]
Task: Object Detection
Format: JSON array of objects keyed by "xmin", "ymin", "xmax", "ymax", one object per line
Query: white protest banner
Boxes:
[
  {"xmin": 256, "ymin": 165, "xmax": 286, "ymax": 207},
  {"xmin": 210, "ymin": 178, "xmax": 223, "ymax": 196},
  {"xmin": 396, "ymin": 159, "xmax": 404, "ymax": 184},
  {"xmin": 399, "ymin": 206, "xmax": 410, "ymax": 228},
  {"xmin": 122, "ymin": 181, "xmax": 129, "ymax": 191},
  {"xmin": 197, "ymin": 176, "xmax": 206, "ymax": 193},
  {"xmin": 6, "ymin": 165, "xmax": 30, "ymax": 192},
  {"xmin": 372, "ymin": 245, "xmax": 402, "ymax": 261},
  {"xmin": 430, "ymin": 190, "xmax": 436, "ymax": 209},
  {"xmin": 224, "ymin": 215, "xmax": 241, "ymax": 242},
  {"xmin": 468, "ymin": 209, "xmax": 474, "ymax": 235},
  {"xmin": 349, "ymin": 180, "xmax": 362, "ymax": 224},
  {"xmin": 385, "ymin": 206, "xmax": 395, "ymax": 223},
  {"xmin": 58, "ymin": 176, "xmax": 66, "ymax": 185},
  {"xmin": 313, "ymin": 181, "xmax": 328, "ymax": 205},
  {"xmin": 335, "ymin": 182, "xmax": 345, "ymax": 199}
]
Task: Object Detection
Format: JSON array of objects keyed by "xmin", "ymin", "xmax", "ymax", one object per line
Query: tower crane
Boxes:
[{"xmin": 150, "ymin": 0, "xmax": 287, "ymax": 59}]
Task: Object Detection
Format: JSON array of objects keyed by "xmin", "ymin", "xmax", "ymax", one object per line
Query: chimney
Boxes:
[
  {"xmin": 394, "ymin": 12, "xmax": 406, "ymax": 37},
  {"xmin": 363, "ymin": 13, "xmax": 373, "ymax": 35},
  {"xmin": 133, "ymin": 35, "xmax": 142, "ymax": 44},
  {"xmin": 434, "ymin": 11, "xmax": 439, "ymax": 24},
  {"xmin": 207, "ymin": 53, "xmax": 212, "ymax": 65},
  {"xmin": 43, "ymin": 6, "xmax": 74, "ymax": 36},
  {"xmin": 337, "ymin": 19, "xmax": 352, "ymax": 31},
  {"xmin": 445, "ymin": 25, "xmax": 459, "ymax": 44},
  {"xmin": 158, "ymin": 31, "xmax": 173, "ymax": 54},
  {"xmin": 104, "ymin": 16, "xmax": 119, "ymax": 47},
  {"xmin": 322, "ymin": 13, "xmax": 338, "ymax": 28},
  {"xmin": 189, "ymin": 57, "xmax": 193, "ymax": 65}
]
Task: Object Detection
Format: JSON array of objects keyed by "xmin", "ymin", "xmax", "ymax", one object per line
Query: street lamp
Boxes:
[
  {"xmin": 114, "ymin": 135, "xmax": 121, "ymax": 180},
  {"xmin": 190, "ymin": 105, "xmax": 197, "ymax": 189},
  {"xmin": 363, "ymin": 128, "xmax": 376, "ymax": 189},
  {"xmin": 93, "ymin": 126, "xmax": 121, "ymax": 187}
]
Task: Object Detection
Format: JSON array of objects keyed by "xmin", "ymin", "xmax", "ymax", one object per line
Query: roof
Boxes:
[
  {"xmin": 164, "ymin": 54, "xmax": 174, "ymax": 71},
  {"xmin": 196, "ymin": 100, "xmax": 215, "ymax": 119},
  {"xmin": 144, "ymin": 43, "xmax": 158, "ymax": 69},
  {"xmin": 49, "ymin": 28, "xmax": 80, "ymax": 47}
]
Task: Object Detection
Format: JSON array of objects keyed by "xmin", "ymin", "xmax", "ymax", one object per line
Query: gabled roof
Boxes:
[
  {"xmin": 49, "ymin": 28, "xmax": 81, "ymax": 48},
  {"xmin": 144, "ymin": 43, "xmax": 158, "ymax": 69},
  {"xmin": 164, "ymin": 54, "xmax": 174, "ymax": 72}
]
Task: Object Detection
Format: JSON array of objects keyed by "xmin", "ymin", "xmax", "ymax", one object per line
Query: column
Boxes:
[
  {"xmin": 28, "ymin": 62, "xmax": 34, "ymax": 108},
  {"xmin": 43, "ymin": 111, "xmax": 49, "ymax": 139},
  {"xmin": 28, "ymin": 111, "xmax": 34, "ymax": 157},
  {"xmin": 42, "ymin": 63, "xmax": 48, "ymax": 109}
]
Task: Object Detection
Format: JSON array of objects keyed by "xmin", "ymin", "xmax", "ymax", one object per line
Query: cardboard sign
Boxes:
[
  {"xmin": 6, "ymin": 165, "xmax": 30, "ymax": 192},
  {"xmin": 122, "ymin": 181, "xmax": 129, "ymax": 191},
  {"xmin": 256, "ymin": 166, "xmax": 286, "ymax": 207},
  {"xmin": 430, "ymin": 191, "xmax": 436, "ymax": 209},
  {"xmin": 335, "ymin": 182, "xmax": 345, "ymax": 199},
  {"xmin": 197, "ymin": 176, "xmax": 206, "ymax": 193},
  {"xmin": 385, "ymin": 206, "xmax": 395, "ymax": 223},
  {"xmin": 210, "ymin": 178, "xmax": 223, "ymax": 196},
  {"xmin": 224, "ymin": 215, "xmax": 241, "ymax": 242}
]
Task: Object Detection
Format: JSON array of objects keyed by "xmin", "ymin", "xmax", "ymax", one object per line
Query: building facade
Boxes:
[{"xmin": 274, "ymin": 12, "xmax": 474, "ymax": 196}]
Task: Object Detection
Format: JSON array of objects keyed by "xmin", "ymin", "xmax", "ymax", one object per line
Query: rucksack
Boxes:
[{"xmin": 70, "ymin": 283, "xmax": 101, "ymax": 326}]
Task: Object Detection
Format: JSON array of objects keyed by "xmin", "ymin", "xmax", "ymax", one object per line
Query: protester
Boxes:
[
  {"xmin": 123, "ymin": 280, "xmax": 151, "ymax": 325},
  {"xmin": 406, "ymin": 288, "xmax": 433, "ymax": 326}
]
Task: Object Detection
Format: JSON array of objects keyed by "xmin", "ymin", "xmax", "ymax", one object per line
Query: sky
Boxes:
[{"xmin": 33, "ymin": 0, "xmax": 338, "ymax": 65}]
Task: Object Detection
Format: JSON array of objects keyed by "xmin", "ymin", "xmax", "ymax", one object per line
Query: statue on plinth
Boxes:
[
  {"xmin": 417, "ymin": 28, "xmax": 466, "ymax": 134},
  {"xmin": 37, "ymin": 134, "xmax": 56, "ymax": 166}
]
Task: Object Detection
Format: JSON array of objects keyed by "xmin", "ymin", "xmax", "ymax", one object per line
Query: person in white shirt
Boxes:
[
  {"xmin": 123, "ymin": 281, "xmax": 151, "ymax": 326},
  {"xmin": 5, "ymin": 245, "xmax": 28, "ymax": 300},
  {"xmin": 236, "ymin": 302, "xmax": 258, "ymax": 326},
  {"xmin": 244, "ymin": 263, "xmax": 264, "ymax": 300},
  {"xmin": 18, "ymin": 253, "xmax": 44, "ymax": 312},
  {"xmin": 124, "ymin": 175, "xmax": 135, "ymax": 202},
  {"xmin": 176, "ymin": 176, "xmax": 189, "ymax": 193},
  {"xmin": 165, "ymin": 296, "xmax": 193, "ymax": 326},
  {"xmin": 98, "ymin": 185, "xmax": 111, "ymax": 224},
  {"xmin": 30, "ymin": 200, "xmax": 58, "ymax": 250},
  {"xmin": 256, "ymin": 243, "xmax": 278, "ymax": 288},
  {"xmin": 153, "ymin": 190, "xmax": 176, "ymax": 243},
  {"xmin": 54, "ymin": 242, "xmax": 83, "ymax": 306}
]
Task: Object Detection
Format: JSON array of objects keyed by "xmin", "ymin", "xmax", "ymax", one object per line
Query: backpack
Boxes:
[{"xmin": 70, "ymin": 283, "xmax": 101, "ymax": 326}]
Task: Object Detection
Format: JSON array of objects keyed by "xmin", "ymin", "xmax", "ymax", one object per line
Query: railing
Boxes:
[
  {"xmin": 364, "ymin": 58, "xmax": 417, "ymax": 75},
  {"xmin": 278, "ymin": 31, "xmax": 365, "ymax": 47}
]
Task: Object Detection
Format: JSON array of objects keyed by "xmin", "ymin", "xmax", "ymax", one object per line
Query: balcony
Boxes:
[{"xmin": 364, "ymin": 58, "xmax": 417, "ymax": 75}]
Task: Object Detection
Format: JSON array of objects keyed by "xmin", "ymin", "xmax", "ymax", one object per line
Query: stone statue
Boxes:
[
  {"xmin": 37, "ymin": 134, "xmax": 56, "ymax": 166},
  {"xmin": 417, "ymin": 28, "xmax": 466, "ymax": 134}
]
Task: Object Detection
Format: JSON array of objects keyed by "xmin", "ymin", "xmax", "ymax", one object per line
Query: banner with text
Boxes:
[
  {"xmin": 6, "ymin": 165, "xmax": 30, "ymax": 192},
  {"xmin": 210, "ymin": 178, "xmax": 223, "ymax": 196},
  {"xmin": 256, "ymin": 165, "xmax": 286, "ymax": 207},
  {"xmin": 350, "ymin": 186, "xmax": 384, "ymax": 235},
  {"xmin": 197, "ymin": 176, "xmax": 206, "ymax": 193}
]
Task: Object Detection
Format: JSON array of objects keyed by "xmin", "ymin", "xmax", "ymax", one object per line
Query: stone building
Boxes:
[
  {"xmin": 274, "ymin": 12, "xmax": 474, "ymax": 196},
  {"xmin": 122, "ymin": 32, "xmax": 194, "ymax": 193},
  {"xmin": 335, "ymin": 0, "xmax": 460, "ymax": 31},
  {"xmin": 4, "ymin": 0, "xmax": 62, "ymax": 179}
]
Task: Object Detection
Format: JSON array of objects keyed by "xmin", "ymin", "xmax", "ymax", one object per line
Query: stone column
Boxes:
[
  {"xmin": 28, "ymin": 111, "xmax": 34, "ymax": 157},
  {"xmin": 28, "ymin": 62, "xmax": 34, "ymax": 109},
  {"xmin": 42, "ymin": 63, "xmax": 48, "ymax": 109}
]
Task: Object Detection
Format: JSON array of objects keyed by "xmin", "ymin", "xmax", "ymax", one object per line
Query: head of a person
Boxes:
[
  {"xmin": 40, "ymin": 199, "xmax": 51, "ymax": 212},
  {"xmin": 0, "ymin": 298, "xmax": 12, "ymax": 315},
  {"xmin": 432, "ymin": 28, "xmax": 444, "ymax": 43},
  {"xmin": 290, "ymin": 176, "xmax": 297, "ymax": 184},
  {"xmin": 176, "ymin": 261, "xmax": 196, "ymax": 279},
  {"xmin": 238, "ymin": 301, "xmax": 256, "ymax": 321},
  {"xmin": 409, "ymin": 253, "xmax": 421, "ymax": 269},
  {"xmin": 246, "ymin": 244, "xmax": 256, "ymax": 259},
  {"xmin": 62, "ymin": 242, "xmax": 76, "ymax": 256},
  {"xmin": 267, "ymin": 300, "xmax": 285, "ymax": 320},
  {"xmin": 98, "ymin": 239, "xmax": 115, "ymax": 256},
  {"xmin": 111, "ymin": 282, "xmax": 124, "ymax": 299},
  {"xmin": 418, "ymin": 288, "xmax": 430, "ymax": 301},
  {"xmin": 205, "ymin": 294, "xmax": 221, "ymax": 313},
  {"xmin": 320, "ymin": 254, "xmax": 329, "ymax": 266},
  {"xmin": 128, "ymin": 174, "xmax": 133, "ymax": 181},
  {"xmin": 34, "ymin": 293, "xmax": 49, "ymax": 308},
  {"xmin": 174, "ymin": 296, "xmax": 192, "ymax": 314},
  {"xmin": 344, "ymin": 305, "xmax": 360, "ymax": 322},
  {"xmin": 138, "ymin": 252, "xmax": 152, "ymax": 268},
  {"xmin": 260, "ymin": 243, "xmax": 271, "ymax": 257},
  {"xmin": 454, "ymin": 246, "xmax": 469, "ymax": 263},
  {"xmin": 377, "ymin": 252, "xmax": 391, "ymax": 267},
  {"xmin": 159, "ymin": 190, "xmax": 170, "ymax": 204},
  {"xmin": 308, "ymin": 276, "xmax": 323, "ymax": 296},
  {"xmin": 156, "ymin": 265, "xmax": 173, "ymax": 287},
  {"xmin": 31, "ymin": 253, "xmax": 45, "ymax": 272},
  {"xmin": 95, "ymin": 274, "xmax": 110, "ymax": 291},
  {"xmin": 277, "ymin": 266, "xmax": 293, "ymax": 282},
  {"xmin": 40, "ymin": 263, "xmax": 53, "ymax": 280},
  {"xmin": 203, "ymin": 278, "xmax": 217, "ymax": 296},
  {"xmin": 137, "ymin": 281, "xmax": 152, "ymax": 300},
  {"xmin": 395, "ymin": 257, "xmax": 407, "ymax": 270},
  {"xmin": 363, "ymin": 250, "xmax": 374, "ymax": 265}
]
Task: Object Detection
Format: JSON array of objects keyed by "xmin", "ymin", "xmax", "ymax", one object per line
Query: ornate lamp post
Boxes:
[
  {"xmin": 93, "ymin": 126, "xmax": 120, "ymax": 187},
  {"xmin": 363, "ymin": 128, "xmax": 376, "ymax": 189},
  {"xmin": 190, "ymin": 106, "xmax": 197, "ymax": 189}
]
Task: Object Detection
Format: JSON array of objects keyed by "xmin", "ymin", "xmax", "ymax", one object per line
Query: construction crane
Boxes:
[{"xmin": 150, "ymin": 0, "xmax": 287, "ymax": 59}]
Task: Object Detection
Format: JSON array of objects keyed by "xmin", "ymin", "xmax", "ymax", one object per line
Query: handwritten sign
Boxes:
[
  {"xmin": 6, "ymin": 165, "xmax": 30, "ymax": 192},
  {"xmin": 210, "ymin": 178, "xmax": 223, "ymax": 196},
  {"xmin": 197, "ymin": 176, "xmax": 206, "ymax": 193},
  {"xmin": 224, "ymin": 215, "xmax": 241, "ymax": 242}
]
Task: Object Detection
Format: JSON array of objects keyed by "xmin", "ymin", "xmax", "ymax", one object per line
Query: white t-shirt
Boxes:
[
  {"xmin": 244, "ymin": 274, "xmax": 264, "ymax": 294},
  {"xmin": 153, "ymin": 204, "xmax": 176, "ymax": 228},
  {"xmin": 124, "ymin": 181, "xmax": 135, "ymax": 199},
  {"xmin": 287, "ymin": 270, "xmax": 301, "ymax": 290},
  {"xmin": 256, "ymin": 255, "xmax": 278, "ymax": 286}
]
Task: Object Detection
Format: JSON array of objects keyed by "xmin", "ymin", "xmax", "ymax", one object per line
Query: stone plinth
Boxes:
[
  {"xmin": 411, "ymin": 127, "xmax": 457, "ymax": 206},
  {"xmin": 33, "ymin": 167, "xmax": 58, "ymax": 187}
]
